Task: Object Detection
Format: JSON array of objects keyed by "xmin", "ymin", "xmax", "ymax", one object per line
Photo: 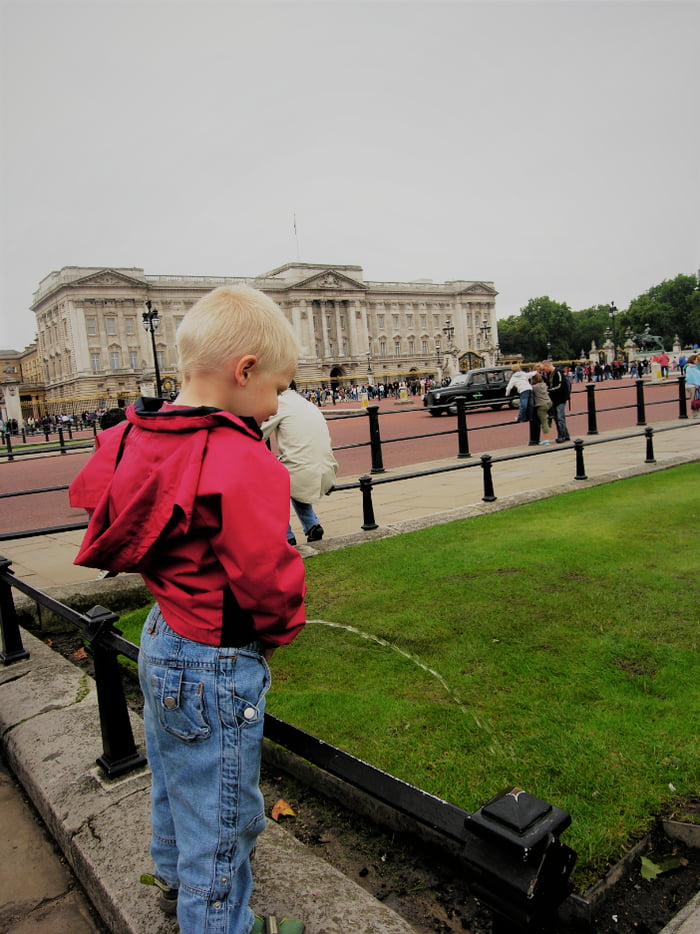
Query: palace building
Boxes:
[{"xmin": 29, "ymin": 262, "xmax": 499, "ymax": 410}]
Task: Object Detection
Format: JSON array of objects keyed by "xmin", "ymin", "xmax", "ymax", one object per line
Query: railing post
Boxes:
[
  {"xmin": 480, "ymin": 454, "xmax": 497, "ymax": 502},
  {"xmin": 678, "ymin": 376, "xmax": 688, "ymax": 420},
  {"xmin": 359, "ymin": 475, "xmax": 378, "ymax": 530},
  {"xmin": 585, "ymin": 384, "xmax": 598, "ymax": 435},
  {"xmin": 0, "ymin": 558, "xmax": 30, "ymax": 664},
  {"xmin": 84, "ymin": 605, "xmax": 147, "ymax": 778},
  {"xmin": 635, "ymin": 378, "xmax": 647, "ymax": 426},
  {"xmin": 644, "ymin": 427, "xmax": 656, "ymax": 464},
  {"xmin": 455, "ymin": 397, "xmax": 471, "ymax": 459},
  {"xmin": 366, "ymin": 404, "xmax": 385, "ymax": 474},
  {"xmin": 574, "ymin": 439, "xmax": 587, "ymax": 480},
  {"xmin": 5, "ymin": 434, "xmax": 14, "ymax": 462},
  {"xmin": 57, "ymin": 425, "xmax": 66, "ymax": 452}
]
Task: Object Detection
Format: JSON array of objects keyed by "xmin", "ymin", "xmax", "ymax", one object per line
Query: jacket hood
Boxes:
[{"xmin": 70, "ymin": 397, "xmax": 263, "ymax": 571}]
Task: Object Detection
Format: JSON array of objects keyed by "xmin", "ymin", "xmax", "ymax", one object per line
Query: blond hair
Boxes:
[{"xmin": 177, "ymin": 285, "xmax": 299, "ymax": 378}]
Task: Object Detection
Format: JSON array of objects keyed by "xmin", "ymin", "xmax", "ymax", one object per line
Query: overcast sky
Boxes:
[{"xmin": 1, "ymin": 0, "xmax": 698, "ymax": 351}]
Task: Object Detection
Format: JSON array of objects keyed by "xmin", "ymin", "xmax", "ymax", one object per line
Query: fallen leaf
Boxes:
[
  {"xmin": 71, "ymin": 646, "xmax": 88, "ymax": 660},
  {"xmin": 640, "ymin": 854, "xmax": 684, "ymax": 881},
  {"xmin": 271, "ymin": 799, "xmax": 296, "ymax": 821}
]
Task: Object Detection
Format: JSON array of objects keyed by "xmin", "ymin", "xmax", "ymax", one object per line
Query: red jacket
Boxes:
[{"xmin": 69, "ymin": 398, "xmax": 306, "ymax": 648}]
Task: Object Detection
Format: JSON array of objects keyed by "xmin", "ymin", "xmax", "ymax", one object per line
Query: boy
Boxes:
[{"xmin": 69, "ymin": 285, "xmax": 306, "ymax": 934}]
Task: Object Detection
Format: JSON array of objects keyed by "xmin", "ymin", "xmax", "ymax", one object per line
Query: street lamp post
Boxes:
[
  {"xmin": 142, "ymin": 300, "xmax": 162, "ymax": 397},
  {"xmin": 608, "ymin": 302, "xmax": 619, "ymax": 360},
  {"xmin": 479, "ymin": 318, "xmax": 492, "ymax": 365},
  {"xmin": 365, "ymin": 346, "xmax": 374, "ymax": 386}
]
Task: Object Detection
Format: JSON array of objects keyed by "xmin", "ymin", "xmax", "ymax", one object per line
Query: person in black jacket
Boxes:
[{"xmin": 541, "ymin": 362, "xmax": 571, "ymax": 443}]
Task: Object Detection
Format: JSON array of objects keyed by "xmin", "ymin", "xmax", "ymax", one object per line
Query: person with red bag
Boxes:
[{"xmin": 685, "ymin": 353, "xmax": 700, "ymax": 416}]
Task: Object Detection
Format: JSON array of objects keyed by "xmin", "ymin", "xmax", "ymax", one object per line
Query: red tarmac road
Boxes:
[{"xmin": 0, "ymin": 380, "xmax": 682, "ymax": 537}]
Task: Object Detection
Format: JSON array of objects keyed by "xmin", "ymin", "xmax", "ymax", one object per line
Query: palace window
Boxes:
[
  {"xmin": 406, "ymin": 314, "xmax": 414, "ymax": 328},
  {"xmin": 87, "ymin": 318, "xmax": 97, "ymax": 336},
  {"xmin": 408, "ymin": 339, "xmax": 415, "ymax": 354},
  {"xmin": 106, "ymin": 318, "xmax": 116, "ymax": 336},
  {"xmin": 392, "ymin": 315, "xmax": 399, "ymax": 329},
  {"xmin": 379, "ymin": 340, "xmax": 386, "ymax": 357},
  {"xmin": 377, "ymin": 315, "xmax": 384, "ymax": 329},
  {"xmin": 422, "ymin": 339, "xmax": 428, "ymax": 354},
  {"xmin": 125, "ymin": 317, "xmax": 136, "ymax": 335},
  {"xmin": 110, "ymin": 351, "xmax": 121, "ymax": 370},
  {"xmin": 129, "ymin": 350, "xmax": 138, "ymax": 369},
  {"xmin": 394, "ymin": 340, "xmax": 401, "ymax": 357},
  {"xmin": 91, "ymin": 353, "xmax": 101, "ymax": 372}
]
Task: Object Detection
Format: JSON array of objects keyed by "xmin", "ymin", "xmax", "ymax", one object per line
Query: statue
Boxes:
[{"xmin": 631, "ymin": 325, "xmax": 665, "ymax": 353}]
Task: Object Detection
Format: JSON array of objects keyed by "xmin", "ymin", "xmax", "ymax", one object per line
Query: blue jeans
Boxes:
[
  {"xmin": 289, "ymin": 497, "xmax": 320, "ymax": 541},
  {"xmin": 517, "ymin": 389, "xmax": 533, "ymax": 422},
  {"xmin": 139, "ymin": 606, "xmax": 270, "ymax": 934},
  {"xmin": 552, "ymin": 401, "xmax": 570, "ymax": 440}
]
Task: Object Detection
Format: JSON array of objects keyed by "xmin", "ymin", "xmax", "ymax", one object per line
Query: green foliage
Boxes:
[
  {"xmin": 498, "ymin": 296, "xmax": 575, "ymax": 361},
  {"xmin": 499, "ymin": 272, "xmax": 699, "ymax": 360},
  {"xmin": 627, "ymin": 274, "xmax": 700, "ymax": 348}
]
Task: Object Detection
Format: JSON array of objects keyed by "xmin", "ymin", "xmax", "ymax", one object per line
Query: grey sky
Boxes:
[{"xmin": 1, "ymin": 0, "xmax": 698, "ymax": 351}]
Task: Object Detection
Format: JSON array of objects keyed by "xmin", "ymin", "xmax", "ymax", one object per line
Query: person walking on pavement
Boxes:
[
  {"xmin": 541, "ymin": 361, "xmax": 571, "ymax": 443},
  {"xmin": 262, "ymin": 380, "xmax": 338, "ymax": 545}
]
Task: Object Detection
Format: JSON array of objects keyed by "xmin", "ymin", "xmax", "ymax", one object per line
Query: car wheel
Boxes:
[{"xmin": 429, "ymin": 408, "xmax": 444, "ymax": 417}]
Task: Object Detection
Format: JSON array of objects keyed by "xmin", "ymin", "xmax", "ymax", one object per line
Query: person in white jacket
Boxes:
[
  {"xmin": 262, "ymin": 383, "xmax": 339, "ymax": 544},
  {"xmin": 505, "ymin": 365, "xmax": 538, "ymax": 422}
]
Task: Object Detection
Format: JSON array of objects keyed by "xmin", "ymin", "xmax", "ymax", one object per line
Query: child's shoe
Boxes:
[
  {"xmin": 140, "ymin": 872, "xmax": 178, "ymax": 916},
  {"xmin": 253, "ymin": 915, "xmax": 305, "ymax": 933}
]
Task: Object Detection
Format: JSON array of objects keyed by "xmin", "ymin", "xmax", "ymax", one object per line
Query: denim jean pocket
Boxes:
[{"xmin": 151, "ymin": 667, "xmax": 212, "ymax": 742}]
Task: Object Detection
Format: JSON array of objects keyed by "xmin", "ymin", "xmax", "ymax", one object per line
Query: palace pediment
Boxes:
[
  {"xmin": 75, "ymin": 268, "xmax": 148, "ymax": 289},
  {"xmin": 289, "ymin": 269, "xmax": 368, "ymax": 292},
  {"xmin": 457, "ymin": 281, "xmax": 498, "ymax": 297}
]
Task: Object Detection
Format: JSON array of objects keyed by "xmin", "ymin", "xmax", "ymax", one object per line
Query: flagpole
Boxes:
[{"xmin": 293, "ymin": 213, "xmax": 301, "ymax": 260}]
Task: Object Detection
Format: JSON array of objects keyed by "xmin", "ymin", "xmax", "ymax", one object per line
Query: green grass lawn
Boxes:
[{"xmin": 117, "ymin": 464, "xmax": 700, "ymax": 889}]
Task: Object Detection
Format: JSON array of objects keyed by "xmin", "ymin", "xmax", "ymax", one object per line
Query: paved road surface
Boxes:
[{"xmin": 0, "ymin": 380, "xmax": 683, "ymax": 536}]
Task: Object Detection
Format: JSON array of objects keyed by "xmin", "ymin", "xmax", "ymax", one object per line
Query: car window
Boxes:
[
  {"xmin": 471, "ymin": 373, "xmax": 487, "ymax": 387},
  {"xmin": 449, "ymin": 373, "xmax": 469, "ymax": 386},
  {"xmin": 486, "ymin": 372, "xmax": 504, "ymax": 385}
]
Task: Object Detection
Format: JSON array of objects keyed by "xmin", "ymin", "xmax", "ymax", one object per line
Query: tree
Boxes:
[
  {"xmin": 570, "ymin": 305, "xmax": 615, "ymax": 359},
  {"xmin": 626, "ymin": 274, "xmax": 700, "ymax": 348},
  {"xmin": 497, "ymin": 297, "xmax": 575, "ymax": 362}
]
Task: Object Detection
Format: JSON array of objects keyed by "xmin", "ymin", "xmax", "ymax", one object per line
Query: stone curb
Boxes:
[{"xmin": 0, "ymin": 632, "xmax": 416, "ymax": 934}]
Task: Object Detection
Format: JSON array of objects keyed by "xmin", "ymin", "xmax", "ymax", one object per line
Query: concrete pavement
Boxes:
[{"xmin": 1, "ymin": 417, "xmax": 699, "ymax": 934}]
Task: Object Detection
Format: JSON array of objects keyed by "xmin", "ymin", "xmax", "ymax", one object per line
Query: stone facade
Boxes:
[
  {"xmin": 29, "ymin": 263, "xmax": 499, "ymax": 408},
  {"xmin": 0, "ymin": 343, "xmax": 45, "ymax": 421}
]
